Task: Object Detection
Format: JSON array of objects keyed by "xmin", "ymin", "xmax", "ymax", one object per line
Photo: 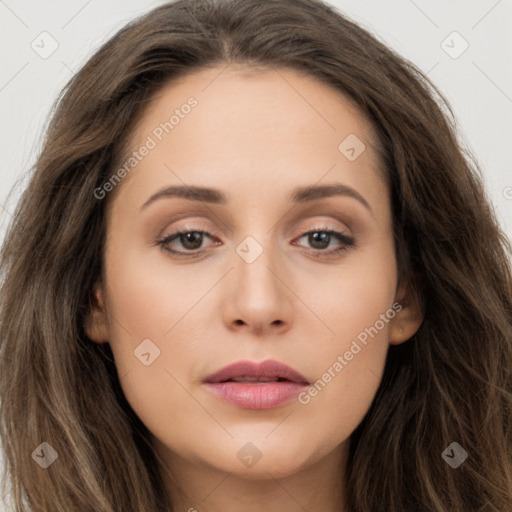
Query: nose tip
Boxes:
[{"xmin": 224, "ymin": 240, "xmax": 293, "ymax": 336}]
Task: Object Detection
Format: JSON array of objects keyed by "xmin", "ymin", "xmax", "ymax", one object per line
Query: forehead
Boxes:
[{"xmin": 110, "ymin": 65, "xmax": 385, "ymax": 213}]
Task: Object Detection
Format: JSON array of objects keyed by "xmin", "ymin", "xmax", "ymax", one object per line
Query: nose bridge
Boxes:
[
  {"xmin": 234, "ymin": 231, "xmax": 282, "ymax": 299},
  {"xmin": 223, "ymin": 228, "xmax": 293, "ymax": 331}
]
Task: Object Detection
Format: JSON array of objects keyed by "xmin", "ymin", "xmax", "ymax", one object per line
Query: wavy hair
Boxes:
[{"xmin": 1, "ymin": 0, "xmax": 511, "ymax": 510}]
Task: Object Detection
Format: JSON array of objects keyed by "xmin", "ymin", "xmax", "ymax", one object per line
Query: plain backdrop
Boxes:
[{"xmin": 0, "ymin": 0, "xmax": 511, "ymax": 509}]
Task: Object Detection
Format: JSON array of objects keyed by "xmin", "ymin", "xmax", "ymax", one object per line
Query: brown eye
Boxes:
[
  {"xmin": 157, "ymin": 229, "xmax": 216, "ymax": 257},
  {"xmin": 294, "ymin": 228, "xmax": 355, "ymax": 256},
  {"xmin": 175, "ymin": 231, "xmax": 205, "ymax": 250}
]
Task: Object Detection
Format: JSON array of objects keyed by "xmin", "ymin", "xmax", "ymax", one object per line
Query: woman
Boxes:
[{"xmin": 1, "ymin": 0, "xmax": 511, "ymax": 510}]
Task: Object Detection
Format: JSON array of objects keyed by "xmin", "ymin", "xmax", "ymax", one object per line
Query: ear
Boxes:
[
  {"xmin": 388, "ymin": 278, "xmax": 423, "ymax": 345},
  {"xmin": 84, "ymin": 282, "xmax": 110, "ymax": 344}
]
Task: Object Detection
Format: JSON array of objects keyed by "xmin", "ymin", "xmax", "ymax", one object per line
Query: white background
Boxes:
[{"xmin": 0, "ymin": 0, "xmax": 511, "ymax": 509}]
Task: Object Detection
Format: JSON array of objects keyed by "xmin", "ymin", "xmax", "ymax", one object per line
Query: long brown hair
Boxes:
[{"xmin": 1, "ymin": 0, "xmax": 511, "ymax": 510}]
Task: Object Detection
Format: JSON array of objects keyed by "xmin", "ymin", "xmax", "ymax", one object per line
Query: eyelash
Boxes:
[{"xmin": 156, "ymin": 223, "xmax": 355, "ymax": 259}]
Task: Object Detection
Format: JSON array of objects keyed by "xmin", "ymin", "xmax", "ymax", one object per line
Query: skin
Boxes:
[{"xmin": 86, "ymin": 65, "xmax": 423, "ymax": 512}]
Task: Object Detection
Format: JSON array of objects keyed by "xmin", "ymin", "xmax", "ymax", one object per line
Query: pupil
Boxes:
[
  {"xmin": 182, "ymin": 232, "xmax": 203, "ymax": 249},
  {"xmin": 310, "ymin": 232, "xmax": 329, "ymax": 249}
]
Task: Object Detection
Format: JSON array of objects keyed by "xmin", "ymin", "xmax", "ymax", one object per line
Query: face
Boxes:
[{"xmin": 87, "ymin": 65, "xmax": 421, "ymax": 483}]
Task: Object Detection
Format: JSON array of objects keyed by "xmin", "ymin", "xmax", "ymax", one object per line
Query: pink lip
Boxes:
[{"xmin": 203, "ymin": 359, "xmax": 309, "ymax": 410}]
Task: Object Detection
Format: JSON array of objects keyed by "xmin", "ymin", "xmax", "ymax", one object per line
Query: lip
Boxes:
[{"xmin": 203, "ymin": 359, "xmax": 309, "ymax": 410}]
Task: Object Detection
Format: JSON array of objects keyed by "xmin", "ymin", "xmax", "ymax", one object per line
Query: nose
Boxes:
[{"xmin": 223, "ymin": 241, "xmax": 293, "ymax": 337}]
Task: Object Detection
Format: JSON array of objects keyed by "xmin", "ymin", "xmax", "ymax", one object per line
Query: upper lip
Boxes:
[{"xmin": 204, "ymin": 359, "xmax": 310, "ymax": 384}]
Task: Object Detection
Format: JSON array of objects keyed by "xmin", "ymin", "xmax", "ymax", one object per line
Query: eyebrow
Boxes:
[{"xmin": 140, "ymin": 183, "xmax": 373, "ymax": 215}]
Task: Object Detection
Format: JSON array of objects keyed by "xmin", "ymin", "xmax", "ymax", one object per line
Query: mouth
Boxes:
[
  {"xmin": 204, "ymin": 359, "xmax": 310, "ymax": 385},
  {"xmin": 224, "ymin": 377, "xmax": 292, "ymax": 383},
  {"xmin": 203, "ymin": 359, "xmax": 310, "ymax": 409}
]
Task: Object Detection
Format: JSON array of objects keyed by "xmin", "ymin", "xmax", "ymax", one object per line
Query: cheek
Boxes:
[
  {"xmin": 294, "ymin": 332, "xmax": 389, "ymax": 458},
  {"xmin": 293, "ymin": 238, "xmax": 396, "ymax": 432},
  {"xmin": 103, "ymin": 241, "xmax": 212, "ymax": 359},
  {"xmin": 101, "ymin": 245, "xmax": 215, "ymax": 437},
  {"xmin": 311, "ymin": 232, "xmax": 397, "ymax": 349}
]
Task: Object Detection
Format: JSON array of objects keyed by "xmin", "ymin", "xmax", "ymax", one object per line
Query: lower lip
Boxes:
[{"xmin": 204, "ymin": 381, "xmax": 308, "ymax": 409}]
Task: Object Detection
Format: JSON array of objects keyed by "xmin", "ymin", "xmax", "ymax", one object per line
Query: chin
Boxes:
[{"xmin": 205, "ymin": 437, "xmax": 323, "ymax": 480}]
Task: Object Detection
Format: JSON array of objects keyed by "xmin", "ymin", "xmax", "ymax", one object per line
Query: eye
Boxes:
[
  {"xmin": 156, "ymin": 225, "xmax": 355, "ymax": 258},
  {"xmin": 293, "ymin": 227, "xmax": 355, "ymax": 257},
  {"xmin": 157, "ymin": 227, "xmax": 216, "ymax": 257}
]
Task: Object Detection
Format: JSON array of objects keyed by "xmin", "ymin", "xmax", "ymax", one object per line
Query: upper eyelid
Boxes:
[
  {"xmin": 161, "ymin": 214, "xmax": 352, "ymax": 236},
  {"xmin": 162, "ymin": 223, "xmax": 351, "ymax": 240},
  {"xmin": 149, "ymin": 201, "xmax": 364, "ymax": 237}
]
